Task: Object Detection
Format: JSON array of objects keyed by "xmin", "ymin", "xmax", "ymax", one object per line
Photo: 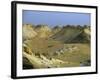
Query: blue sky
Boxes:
[{"xmin": 22, "ymin": 10, "xmax": 90, "ymax": 27}]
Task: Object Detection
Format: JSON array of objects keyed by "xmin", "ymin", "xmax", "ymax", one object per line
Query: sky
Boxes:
[{"xmin": 22, "ymin": 10, "xmax": 91, "ymax": 27}]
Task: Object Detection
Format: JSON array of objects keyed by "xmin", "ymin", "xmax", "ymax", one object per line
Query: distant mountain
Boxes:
[{"xmin": 22, "ymin": 24, "xmax": 37, "ymax": 41}]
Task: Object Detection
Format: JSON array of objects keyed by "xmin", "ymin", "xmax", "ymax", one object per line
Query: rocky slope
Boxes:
[
  {"xmin": 22, "ymin": 24, "xmax": 37, "ymax": 41},
  {"xmin": 51, "ymin": 27, "xmax": 90, "ymax": 43}
]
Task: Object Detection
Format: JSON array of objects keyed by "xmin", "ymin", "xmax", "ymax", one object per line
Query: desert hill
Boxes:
[
  {"xmin": 23, "ymin": 24, "xmax": 90, "ymax": 43},
  {"xmin": 22, "ymin": 24, "xmax": 37, "ymax": 41},
  {"xmin": 51, "ymin": 26, "xmax": 90, "ymax": 43},
  {"xmin": 34, "ymin": 24, "xmax": 52, "ymax": 38}
]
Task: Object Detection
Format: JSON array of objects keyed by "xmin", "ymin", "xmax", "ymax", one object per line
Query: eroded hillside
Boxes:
[{"xmin": 22, "ymin": 24, "xmax": 91, "ymax": 69}]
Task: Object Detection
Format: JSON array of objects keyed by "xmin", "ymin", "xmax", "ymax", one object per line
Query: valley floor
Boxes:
[{"xmin": 23, "ymin": 38, "xmax": 90, "ymax": 69}]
